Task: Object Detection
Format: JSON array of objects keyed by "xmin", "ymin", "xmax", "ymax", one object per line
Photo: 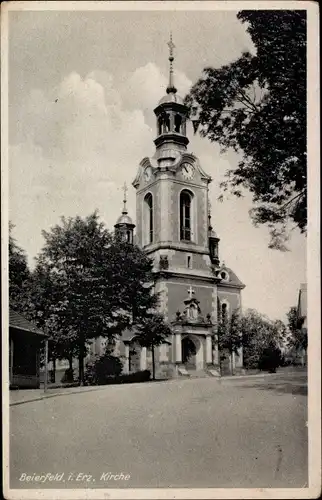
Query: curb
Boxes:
[
  {"xmin": 219, "ymin": 370, "xmax": 306, "ymax": 381},
  {"xmin": 9, "ymin": 386, "xmax": 108, "ymax": 407}
]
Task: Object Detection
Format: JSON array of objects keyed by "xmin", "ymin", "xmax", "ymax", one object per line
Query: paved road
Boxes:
[{"xmin": 10, "ymin": 372, "xmax": 307, "ymax": 489}]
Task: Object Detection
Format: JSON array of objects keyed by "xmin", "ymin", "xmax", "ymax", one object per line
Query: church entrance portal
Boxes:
[{"xmin": 182, "ymin": 336, "xmax": 199, "ymax": 370}]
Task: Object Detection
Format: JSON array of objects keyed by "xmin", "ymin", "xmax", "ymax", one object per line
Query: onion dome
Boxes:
[{"xmin": 114, "ymin": 182, "xmax": 135, "ymax": 243}]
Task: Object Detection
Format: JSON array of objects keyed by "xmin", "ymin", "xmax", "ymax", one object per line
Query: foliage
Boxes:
[
  {"xmin": 258, "ymin": 345, "xmax": 282, "ymax": 373},
  {"xmin": 135, "ymin": 313, "xmax": 171, "ymax": 348},
  {"xmin": 135, "ymin": 312, "xmax": 172, "ymax": 379},
  {"xmin": 116, "ymin": 370, "xmax": 151, "ymax": 384},
  {"xmin": 9, "ymin": 223, "xmax": 31, "ymax": 313},
  {"xmin": 29, "ymin": 211, "xmax": 158, "ymax": 385},
  {"xmin": 287, "ymin": 306, "xmax": 307, "ymax": 351},
  {"xmin": 185, "ymin": 11, "xmax": 306, "ymax": 249},
  {"xmin": 84, "ymin": 352, "xmax": 123, "ymax": 386},
  {"xmin": 240, "ymin": 309, "xmax": 286, "ymax": 370},
  {"xmin": 217, "ymin": 308, "xmax": 243, "ymax": 355},
  {"xmin": 61, "ymin": 368, "xmax": 75, "ymax": 383},
  {"xmin": 84, "ymin": 363, "xmax": 151, "ymax": 386}
]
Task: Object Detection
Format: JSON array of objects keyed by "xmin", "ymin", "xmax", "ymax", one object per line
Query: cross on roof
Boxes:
[
  {"xmin": 167, "ymin": 32, "xmax": 175, "ymax": 56},
  {"xmin": 121, "ymin": 182, "xmax": 128, "ymax": 214},
  {"xmin": 188, "ymin": 286, "xmax": 195, "ymax": 299},
  {"xmin": 123, "ymin": 182, "xmax": 128, "ymax": 201}
]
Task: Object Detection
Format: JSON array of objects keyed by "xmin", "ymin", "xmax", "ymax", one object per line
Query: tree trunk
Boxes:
[
  {"xmin": 78, "ymin": 354, "xmax": 84, "ymax": 386},
  {"xmin": 68, "ymin": 355, "xmax": 73, "ymax": 371},
  {"xmin": 78, "ymin": 331, "xmax": 86, "ymax": 386},
  {"xmin": 78, "ymin": 340, "xmax": 85, "ymax": 386},
  {"xmin": 52, "ymin": 357, "xmax": 56, "ymax": 383},
  {"xmin": 152, "ymin": 345, "xmax": 155, "ymax": 380},
  {"xmin": 230, "ymin": 351, "xmax": 234, "ymax": 376}
]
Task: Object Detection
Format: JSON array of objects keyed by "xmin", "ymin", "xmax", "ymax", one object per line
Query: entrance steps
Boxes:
[
  {"xmin": 177, "ymin": 367, "xmax": 221, "ymax": 379},
  {"xmin": 188, "ymin": 370, "xmax": 211, "ymax": 379}
]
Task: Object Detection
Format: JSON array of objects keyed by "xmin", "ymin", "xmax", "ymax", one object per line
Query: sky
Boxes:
[{"xmin": 7, "ymin": 7, "xmax": 306, "ymax": 321}]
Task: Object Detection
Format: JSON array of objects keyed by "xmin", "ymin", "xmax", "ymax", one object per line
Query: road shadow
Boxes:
[{"xmin": 238, "ymin": 380, "xmax": 307, "ymax": 396}]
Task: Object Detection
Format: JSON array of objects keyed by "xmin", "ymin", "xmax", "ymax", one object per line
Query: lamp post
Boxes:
[{"xmin": 44, "ymin": 338, "xmax": 49, "ymax": 393}]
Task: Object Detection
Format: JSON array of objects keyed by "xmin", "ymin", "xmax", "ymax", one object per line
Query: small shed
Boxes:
[{"xmin": 9, "ymin": 309, "xmax": 48, "ymax": 389}]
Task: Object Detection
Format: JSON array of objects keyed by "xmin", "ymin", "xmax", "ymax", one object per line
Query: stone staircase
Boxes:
[{"xmin": 177, "ymin": 367, "xmax": 221, "ymax": 379}]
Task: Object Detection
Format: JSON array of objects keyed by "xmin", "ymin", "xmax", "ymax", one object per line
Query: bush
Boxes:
[
  {"xmin": 85, "ymin": 363, "xmax": 151, "ymax": 386},
  {"xmin": 84, "ymin": 353, "xmax": 123, "ymax": 386},
  {"xmin": 258, "ymin": 346, "xmax": 282, "ymax": 373},
  {"xmin": 61, "ymin": 368, "xmax": 74, "ymax": 383},
  {"xmin": 116, "ymin": 370, "xmax": 151, "ymax": 384}
]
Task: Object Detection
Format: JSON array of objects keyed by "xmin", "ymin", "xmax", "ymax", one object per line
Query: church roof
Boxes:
[
  {"xmin": 218, "ymin": 267, "xmax": 245, "ymax": 289},
  {"xmin": 9, "ymin": 308, "xmax": 48, "ymax": 337}
]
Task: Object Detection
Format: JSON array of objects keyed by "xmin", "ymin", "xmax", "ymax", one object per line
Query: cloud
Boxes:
[
  {"xmin": 9, "ymin": 64, "xmax": 175, "ymax": 264},
  {"xmin": 9, "ymin": 63, "xmax": 306, "ymax": 320},
  {"xmin": 121, "ymin": 63, "xmax": 192, "ymax": 118}
]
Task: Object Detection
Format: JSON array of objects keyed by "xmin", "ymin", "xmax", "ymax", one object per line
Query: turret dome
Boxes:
[
  {"xmin": 115, "ymin": 213, "xmax": 134, "ymax": 226},
  {"xmin": 158, "ymin": 93, "xmax": 184, "ymax": 106}
]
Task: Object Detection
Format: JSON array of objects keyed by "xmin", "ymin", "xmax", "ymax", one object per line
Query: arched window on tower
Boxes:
[
  {"xmin": 174, "ymin": 114, "xmax": 182, "ymax": 133},
  {"xmin": 144, "ymin": 193, "xmax": 153, "ymax": 244},
  {"xmin": 180, "ymin": 190, "xmax": 193, "ymax": 241}
]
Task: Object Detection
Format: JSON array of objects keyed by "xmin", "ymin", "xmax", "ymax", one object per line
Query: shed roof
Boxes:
[{"xmin": 9, "ymin": 309, "xmax": 48, "ymax": 337}]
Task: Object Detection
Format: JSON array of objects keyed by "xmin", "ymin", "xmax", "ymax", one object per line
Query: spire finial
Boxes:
[
  {"xmin": 167, "ymin": 32, "xmax": 177, "ymax": 94},
  {"xmin": 122, "ymin": 182, "xmax": 128, "ymax": 214}
]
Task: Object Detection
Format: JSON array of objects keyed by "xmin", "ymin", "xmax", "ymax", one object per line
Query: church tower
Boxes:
[{"xmin": 130, "ymin": 35, "xmax": 245, "ymax": 377}]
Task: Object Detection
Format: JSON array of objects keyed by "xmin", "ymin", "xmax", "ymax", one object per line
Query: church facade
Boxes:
[{"xmin": 89, "ymin": 38, "xmax": 245, "ymax": 378}]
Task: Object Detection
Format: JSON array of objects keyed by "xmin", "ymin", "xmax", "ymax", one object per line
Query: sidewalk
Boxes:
[{"xmin": 9, "ymin": 385, "xmax": 108, "ymax": 406}]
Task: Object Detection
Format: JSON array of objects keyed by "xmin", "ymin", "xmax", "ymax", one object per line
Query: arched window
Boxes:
[
  {"xmin": 174, "ymin": 114, "xmax": 182, "ymax": 133},
  {"xmin": 221, "ymin": 302, "xmax": 228, "ymax": 324},
  {"xmin": 180, "ymin": 190, "xmax": 193, "ymax": 241},
  {"xmin": 144, "ymin": 193, "xmax": 153, "ymax": 244},
  {"xmin": 158, "ymin": 117, "xmax": 162, "ymax": 136}
]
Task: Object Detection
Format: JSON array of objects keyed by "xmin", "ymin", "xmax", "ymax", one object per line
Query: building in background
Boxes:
[{"xmin": 296, "ymin": 282, "xmax": 307, "ymax": 366}]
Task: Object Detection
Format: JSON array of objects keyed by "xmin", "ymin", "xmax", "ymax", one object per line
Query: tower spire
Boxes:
[
  {"xmin": 122, "ymin": 182, "xmax": 128, "ymax": 214},
  {"xmin": 167, "ymin": 32, "xmax": 177, "ymax": 94}
]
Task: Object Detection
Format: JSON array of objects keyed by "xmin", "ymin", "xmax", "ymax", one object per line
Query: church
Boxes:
[{"xmin": 90, "ymin": 37, "xmax": 245, "ymax": 378}]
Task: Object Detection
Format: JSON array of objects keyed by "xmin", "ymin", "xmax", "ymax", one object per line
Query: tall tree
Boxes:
[
  {"xmin": 135, "ymin": 313, "xmax": 172, "ymax": 380},
  {"xmin": 217, "ymin": 308, "xmax": 243, "ymax": 375},
  {"xmin": 186, "ymin": 11, "xmax": 306, "ymax": 250},
  {"xmin": 32, "ymin": 212, "xmax": 158, "ymax": 385},
  {"xmin": 27, "ymin": 262, "xmax": 80, "ymax": 379},
  {"xmin": 287, "ymin": 305, "xmax": 307, "ymax": 363},
  {"xmin": 9, "ymin": 223, "xmax": 31, "ymax": 313},
  {"xmin": 241, "ymin": 309, "xmax": 286, "ymax": 370}
]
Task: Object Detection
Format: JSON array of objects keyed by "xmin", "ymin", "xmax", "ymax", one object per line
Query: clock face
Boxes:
[
  {"xmin": 144, "ymin": 167, "xmax": 152, "ymax": 182},
  {"xmin": 181, "ymin": 163, "xmax": 194, "ymax": 180}
]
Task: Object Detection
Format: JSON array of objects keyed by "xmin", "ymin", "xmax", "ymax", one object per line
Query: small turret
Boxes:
[{"xmin": 114, "ymin": 182, "xmax": 135, "ymax": 243}]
